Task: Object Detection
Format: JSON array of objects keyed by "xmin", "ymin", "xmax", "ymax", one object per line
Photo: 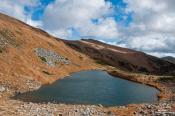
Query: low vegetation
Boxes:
[
  {"xmin": 79, "ymin": 55, "xmax": 83, "ymax": 60},
  {"xmin": 0, "ymin": 48, "xmax": 3, "ymax": 53},
  {"xmin": 42, "ymin": 71, "xmax": 53, "ymax": 75},
  {"xmin": 158, "ymin": 76, "xmax": 175, "ymax": 83},
  {"xmin": 39, "ymin": 56, "xmax": 47, "ymax": 62},
  {"xmin": 95, "ymin": 60, "xmax": 108, "ymax": 66},
  {"xmin": 0, "ymin": 29, "xmax": 20, "ymax": 48}
]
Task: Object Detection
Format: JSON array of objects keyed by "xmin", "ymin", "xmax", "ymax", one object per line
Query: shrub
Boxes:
[
  {"xmin": 39, "ymin": 56, "xmax": 47, "ymax": 62},
  {"xmin": 42, "ymin": 71, "xmax": 52, "ymax": 75},
  {"xmin": 95, "ymin": 60, "xmax": 108, "ymax": 65},
  {"xmin": 158, "ymin": 77, "xmax": 175, "ymax": 83},
  {"xmin": 79, "ymin": 56, "xmax": 83, "ymax": 60},
  {"xmin": 0, "ymin": 49, "xmax": 3, "ymax": 53}
]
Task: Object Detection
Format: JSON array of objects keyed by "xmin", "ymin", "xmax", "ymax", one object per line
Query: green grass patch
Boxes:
[
  {"xmin": 158, "ymin": 77, "xmax": 175, "ymax": 83},
  {"xmin": 0, "ymin": 49, "xmax": 3, "ymax": 53},
  {"xmin": 42, "ymin": 71, "xmax": 53, "ymax": 75},
  {"xmin": 95, "ymin": 60, "xmax": 108, "ymax": 65},
  {"xmin": 39, "ymin": 56, "xmax": 47, "ymax": 62}
]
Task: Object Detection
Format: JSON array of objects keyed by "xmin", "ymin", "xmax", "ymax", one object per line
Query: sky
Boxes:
[{"xmin": 0, "ymin": 0, "xmax": 175, "ymax": 58}]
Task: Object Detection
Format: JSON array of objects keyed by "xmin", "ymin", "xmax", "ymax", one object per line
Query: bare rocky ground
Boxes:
[
  {"xmin": 0, "ymin": 98, "xmax": 174, "ymax": 116},
  {"xmin": 0, "ymin": 95, "xmax": 174, "ymax": 116}
]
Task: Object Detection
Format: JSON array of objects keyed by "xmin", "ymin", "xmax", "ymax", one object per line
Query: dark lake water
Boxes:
[{"xmin": 14, "ymin": 70, "xmax": 159, "ymax": 106}]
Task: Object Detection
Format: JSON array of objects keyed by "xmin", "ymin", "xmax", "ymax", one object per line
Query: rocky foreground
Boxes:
[
  {"xmin": 0, "ymin": 98, "xmax": 174, "ymax": 116},
  {"xmin": 0, "ymin": 66, "xmax": 175, "ymax": 116},
  {"xmin": 0, "ymin": 82, "xmax": 174, "ymax": 116}
]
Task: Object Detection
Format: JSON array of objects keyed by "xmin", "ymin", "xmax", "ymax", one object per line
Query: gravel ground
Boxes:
[
  {"xmin": 0, "ymin": 98, "xmax": 174, "ymax": 116},
  {"xmin": 0, "ymin": 99, "xmax": 114, "ymax": 116}
]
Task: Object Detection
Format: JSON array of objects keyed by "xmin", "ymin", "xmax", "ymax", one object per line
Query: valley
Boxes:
[{"xmin": 0, "ymin": 13, "xmax": 174, "ymax": 116}]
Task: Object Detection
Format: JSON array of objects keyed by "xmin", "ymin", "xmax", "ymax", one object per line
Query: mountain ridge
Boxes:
[
  {"xmin": 162, "ymin": 56, "xmax": 175, "ymax": 64},
  {"xmin": 63, "ymin": 39, "xmax": 175, "ymax": 76}
]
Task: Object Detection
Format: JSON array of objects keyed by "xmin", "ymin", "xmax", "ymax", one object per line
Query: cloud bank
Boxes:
[
  {"xmin": 42, "ymin": 0, "xmax": 118, "ymax": 39},
  {"xmin": 121, "ymin": 0, "xmax": 175, "ymax": 57},
  {"xmin": 0, "ymin": 0, "xmax": 175, "ymax": 57}
]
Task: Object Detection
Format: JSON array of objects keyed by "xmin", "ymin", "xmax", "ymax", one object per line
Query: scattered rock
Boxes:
[
  {"xmin": 136, "ymin": 101, "xmax": 174, "ymax": 115},
  {"xmin": 98, "ymin": 104, "xmax": 103, "ymax": 108},
  {"xmin": 26, "ymin": 80, "xmax": 41, "ymax": 91}
]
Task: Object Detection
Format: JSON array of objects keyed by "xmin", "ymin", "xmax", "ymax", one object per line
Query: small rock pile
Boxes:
[
  {"xmin": 35, "ymin": 48, "xmax": 70, "ymax": 66},
  {"xmin": 26, "ymin": 80, "xmax": 41, "ymax": 91}
]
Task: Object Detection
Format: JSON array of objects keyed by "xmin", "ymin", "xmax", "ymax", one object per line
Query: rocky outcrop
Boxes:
[
  {"xmin": 35, "ymin": 48, "xmax": 70, "ymax": 66},
  {"xmin": 0, "ymin": 29, "xmax": 19, "ymax": 49}
]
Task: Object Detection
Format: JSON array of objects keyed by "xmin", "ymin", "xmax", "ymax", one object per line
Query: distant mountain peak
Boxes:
[{"xmin": 162, "ymin": 56, "xmax": 175, "ymax": 64}]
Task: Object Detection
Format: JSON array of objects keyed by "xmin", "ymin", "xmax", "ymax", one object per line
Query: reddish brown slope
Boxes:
[
  {"xmin": 63, "ymin": 39, "xmax": 175, "ymax": 75},
  {"xmin": 0, "ymin": 13, "xmax": 98, "ymax": 90},
  {"xmin": 162, "ymin": 56, "xmax": 175, "ymax": 64}
]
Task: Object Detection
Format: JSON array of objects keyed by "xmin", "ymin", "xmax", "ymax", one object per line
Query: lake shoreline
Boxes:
[
  {"xmin": 105, "ymin": 66, "xmax": 174, "ymax": 101},
  {"xmin": 0, "ymin": 66, "xmax": 174, "ymax": 115},
  {"xmin": 13, "ymin": 70, "xmax": 159, "ymax": 106}
]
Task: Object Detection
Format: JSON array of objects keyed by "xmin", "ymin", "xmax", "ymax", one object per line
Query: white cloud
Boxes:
[
  {"xmin": 0, "ymin": 0, "xmax": 41, "ymax": 26},
  {"xmin": 0, "ymin": 0, "xmax": 26, "ymax": 21},
  {"xmin": 42, "ymin": 0, "xmax": 118, "ymax": 39},
  {"xmin": 80, "ymin": 17, "xmax": 119, "ymax": 39},
  {"xmin": 127, "ymin": 34, "xmax": 175, "ymax": 52},
  {"xmin": 119, "ymin": 0, "xmax": 175, "ymax": 57},
  {"xmin": 47, "ymin": 28, "xmax": 73, "ymax": 39},
  {"xmin": 26, "ymin": 19, "xmax": 43, "ymax": 27}
]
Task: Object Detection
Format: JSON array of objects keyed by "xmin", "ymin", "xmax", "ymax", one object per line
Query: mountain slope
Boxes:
[
  {"xmin": 0, "ymin": 12, "xmax": 175, "ymax": 92},
  {"xmin": 0, "ymin": 13, "xmax": 97, "ymax": 90},
  {"xmin": 162, "ymin": 56, "xmax": 175, "ymax": 64},
  {"xmin": 63, "ymin": 39, "xmax": 175, "ymax": 75}
]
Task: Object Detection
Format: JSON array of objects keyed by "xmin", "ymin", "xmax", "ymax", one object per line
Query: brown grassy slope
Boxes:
[
  {"xmin": 63, "ymin": 39, "xmax": 175, "ymax": 76},
  {"xmin": 0, "ymin": 13, "xmax": 98, "ymax": 90}
]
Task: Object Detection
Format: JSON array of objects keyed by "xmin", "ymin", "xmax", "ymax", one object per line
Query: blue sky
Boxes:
[
  {"xmin": 0, "ymin": 0, "xmax": 175, "ymax": 57},
  {"xmin": 27, "ymin": 0, "xmax": 55, "ymax": 20}
]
